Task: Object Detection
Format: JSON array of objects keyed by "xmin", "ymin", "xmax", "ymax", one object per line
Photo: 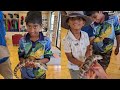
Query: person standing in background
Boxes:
[{"xmin": 0, "ymin": 11, "xmax": 13, "ymax": 79}]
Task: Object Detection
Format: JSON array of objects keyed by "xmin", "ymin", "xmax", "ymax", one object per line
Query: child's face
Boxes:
[
  {"xmin": 90, "ymin": 11, "xmax": 103, "ymax": 23},
  {"xmin": 67, "ymin": 17, "xmax": 85, "ymax": 30},
  {"xmin": 26, "ymin": 22, "xmax": 42, "ymax": 37}
]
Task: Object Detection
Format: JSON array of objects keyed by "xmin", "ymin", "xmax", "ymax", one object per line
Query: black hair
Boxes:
[
  {"xmin": 84, "ymin": 11, "xmax": 99, "ymax": 16},
  {"xmin": 25, "ymin": 11, "xmax": 42, "ymax": 25}
]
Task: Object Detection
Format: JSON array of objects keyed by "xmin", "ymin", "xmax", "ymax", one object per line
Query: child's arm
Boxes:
[
  {"xmin": 85, "ymin": 32, "xmax": 93, "ymax": 58},
  {"xmin": 37, "ymin": 58, "xmax": 50, "ymax": 64},
  {"xmin": 85, "ymin": 36, "xmax": 95, "ymax": 58},
  {"xmin": 85, "ymin": 45, "xmax": 93, "ymax": 58},
  {"xmin": 65, "ymin": 53, "xmax": 84, "ymax": 67}
]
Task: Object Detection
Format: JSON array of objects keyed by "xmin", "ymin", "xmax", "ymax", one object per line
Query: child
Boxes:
[
  {"xmin": 18, "ymin": 11, "xmax": 52, "ymax": 79},
  {"xmin": 62, "ymin": 11, "xmax": 93, "ymax": 79},
  {"xmin": 84, "ymin": 11, "xmax": 120, "ymax": 71}
]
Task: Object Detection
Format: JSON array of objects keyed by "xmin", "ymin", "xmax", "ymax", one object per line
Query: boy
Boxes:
[
  {"xmin": 62, "ymin": 11, "xmax": 94, "ymax": 79},
  {"xmin": 84, "ymin": 11, "xmax": 120, "ymax": 71},
  {"xmin": 18, "ymin": 11, "xmax": 52, "ymax": 79}
]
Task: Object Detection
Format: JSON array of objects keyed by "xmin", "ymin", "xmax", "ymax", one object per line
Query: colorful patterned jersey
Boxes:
[
  {"xmin": 18, "ymin": 32, "xmax": 52, "ymax": 79},
  {"xmin": 91, "ymin": 15, "xmax": 120, "ymax": 53},
  {"xmin": 18, "ymin": 32, "xmax": 52, "ymax": 59}
]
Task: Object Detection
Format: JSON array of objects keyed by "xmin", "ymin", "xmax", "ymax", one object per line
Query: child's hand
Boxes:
[
  {"xmin": 85, "ymin": 52, "xmax": 91, "ymax": 58},
  {"xmin": 91, "ymin": 62, "xmax": 109, "ymax": 79},
  {"xmin": 78, "ymin": 61, "xmax": 84, "ymax": 68},
  {"xmin": 25, "ymin": 61, "xmax": 36, "ymax": 68},
  {"xmin": 19, "ymin": 58, "xmax": 25, "ymax": 63},
  {"xmin": 85, "ymin": 45, "xmax": 93, "ymax": 58},
  {"xmin": 85, "ymin": 69, "xmax": 96, "ymax": 79}
]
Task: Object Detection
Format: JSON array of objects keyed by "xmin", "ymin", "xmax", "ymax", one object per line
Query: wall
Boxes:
[{"xmin": 3, "ymin": 11, "xmax": 50, "ymax": 40}]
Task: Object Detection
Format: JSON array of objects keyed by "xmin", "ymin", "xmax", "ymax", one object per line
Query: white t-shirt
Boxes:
[{"xmin": 63, "ymin": 30, "xmax": 90, "ymax": 70}]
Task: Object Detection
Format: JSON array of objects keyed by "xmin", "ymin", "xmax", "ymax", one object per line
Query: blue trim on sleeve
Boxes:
[{"xmin": 82, "ymin": 25, "xmax": 95, "ymax": 37}]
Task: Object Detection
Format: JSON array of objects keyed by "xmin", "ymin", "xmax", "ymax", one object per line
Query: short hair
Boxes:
[
  {"xmin": 84, "ymin": 11, "xmax": 99, "ymax": 16},
  {"xmin": 25, "ymin": 11, "xmax": 42, "ymax": 25}
]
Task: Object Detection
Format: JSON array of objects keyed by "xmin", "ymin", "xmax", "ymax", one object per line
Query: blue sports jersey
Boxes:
[
  {"xmin": 82, "ymin": 25, "xmax": 95, "ymax": 37},
  {"xmin": 18, "ymin": 32, "xmax": 52, "ymax": 79},
  {"xmin": 91, "ymin": 15, "xmax": 120, "ymax": 53}
]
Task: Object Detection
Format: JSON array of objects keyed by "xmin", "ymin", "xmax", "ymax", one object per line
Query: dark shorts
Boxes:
[
  {"xmin": 21, "ymin": 67, "xmax": 46, "ymax": 79},
  {"xmin": 21, "ymin": 73, "xmax": 46, "ymax": 79},
  {"xmin": 69, "ymin": 69, "xmax": 80, "ymax": 79}
]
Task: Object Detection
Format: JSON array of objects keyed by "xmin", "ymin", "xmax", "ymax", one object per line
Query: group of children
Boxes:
[
  {"xmin": 0, "ymin": 11, "xmax": 120, "ymax": 79},
  {"xmin": 62, "ymin": 11, "xmax": 120, "ymax": 79}
]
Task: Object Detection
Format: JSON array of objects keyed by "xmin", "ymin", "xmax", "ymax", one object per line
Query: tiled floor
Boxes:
[{"xmin": 106, "ymin": 49, "xmax": 120, "ymax": 79}]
